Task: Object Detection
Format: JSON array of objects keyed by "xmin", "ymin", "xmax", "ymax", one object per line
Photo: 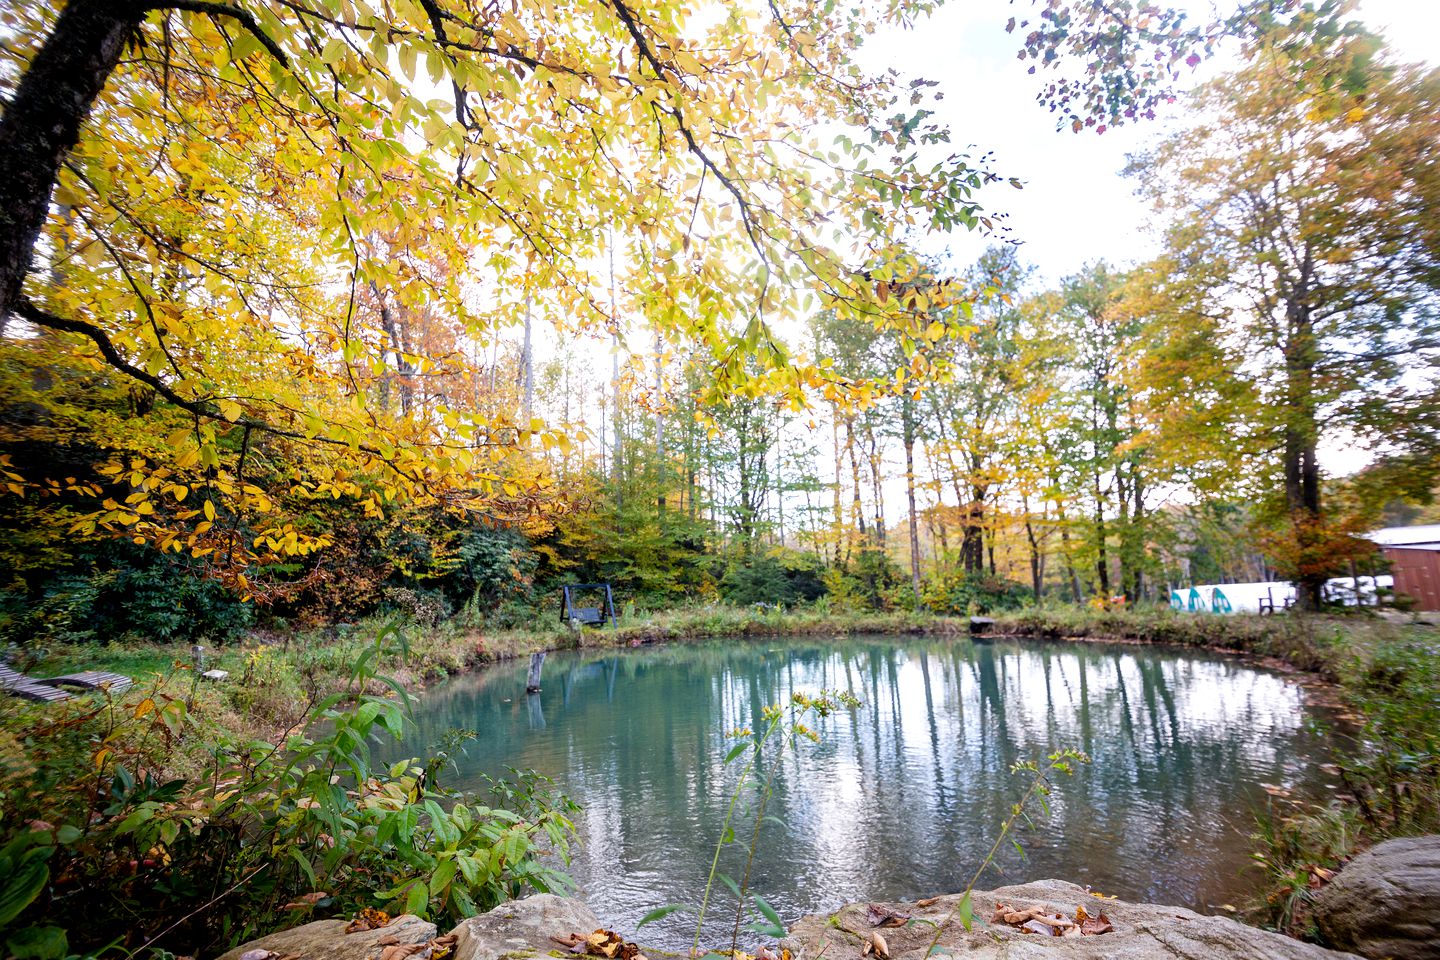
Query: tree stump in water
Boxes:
[{"xmin": 525, "ymin": 651, "xmax": 546, "ymax": 694}]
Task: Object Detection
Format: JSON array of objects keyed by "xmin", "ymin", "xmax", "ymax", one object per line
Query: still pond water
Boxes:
[{"xmin": 383, "ymin": 636, "xmax": 1338, "ymax": 947}]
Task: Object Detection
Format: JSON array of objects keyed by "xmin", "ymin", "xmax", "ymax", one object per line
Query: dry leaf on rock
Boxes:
[
  {"xmin": 989, "ymin": 902, "xmax": 1112, "ymax": 938},
  {"xmin": 379, "ymin": 933, "xmax": 458, "ymax": 960},
  {"xmin": 346, "ymin": 908, "xmax": 392, "ymax": 933},
  {"xmin": 237, "ymin": 951, "xmax": 279, "ymax": 960},
  {"xmin": 864, "ymin": 905, "xmax": 911, "ymax": 928},
  {"xmin": 914, "ymin": 897, "xmax": 941, "ymax": 909},
  {"xmin": 554, "ymin": 929, "xmax": 646, "ymax": 960}
]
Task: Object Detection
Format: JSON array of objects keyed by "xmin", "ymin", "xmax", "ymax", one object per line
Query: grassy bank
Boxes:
[
  {"xmin": 12, "ymin": 602, "xmax": 1436, "ymax": 945},
  {"xmin": 17, "ymin": 606, "xmax": 961, "ymax": 776},
  {"xmin": 988, "ymin": 604, "xmax": 1366, "ymax": 675}
]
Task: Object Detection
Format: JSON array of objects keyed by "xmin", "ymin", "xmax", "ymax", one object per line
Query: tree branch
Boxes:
[{"xmin": 155, "ymin": 1, "xmax": 291, "ymax": 68}]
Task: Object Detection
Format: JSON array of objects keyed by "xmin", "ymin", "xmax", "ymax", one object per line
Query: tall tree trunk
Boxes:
[
  {"xmin": 865, "ymin": 428, "xmax": 885, "ymax": 547},
  {"xmin": 903, "ymin": 397, "xmax": 923, "ymax": 606},
  {"xmin": 1093, "ymin": 469, "xmax": 1110, "ymax": 599},
  {"xmin": 1055, "ymin": 491, "xmax": 1084, "ymax": 603},
  {"xmin": 653, "ymin": 329, "xmax": 664, "ymax": 516},
  {"xmin": 830, "ymin": 403, "xmax": 844, "ymax": 567},
  {"xmin": 0, "ymin": 1, "xmax": 141, "ymax": 325},
  {"xmin": 1022, "ymin": 491, "xmax": 1043, "ymax": 599},
  {"xmin": 1129, "ymin": 465, "xmax": 1146, "ymax": 601},
  {"xmin": 845, "ymin": 413, "xmax": 865, "ymax": 561},
  {"xmin": 925, "ymin": 441, "xmax": 950, "ymax": 557},
  {"xmin": 1284, "ymin": 303, "xmax": 1323, "ymax": 610}
]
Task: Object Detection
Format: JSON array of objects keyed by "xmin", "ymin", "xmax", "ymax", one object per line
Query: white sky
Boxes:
[
  {"xmin": 857, "ymin": 0, "xmax": 1440, "ymax": 286},
  {"xmin": 536, "ymin": 0, "xmax": 1440, "ymax": 519}
]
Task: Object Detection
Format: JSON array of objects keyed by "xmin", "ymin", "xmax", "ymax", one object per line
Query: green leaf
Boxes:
[
  {"xmin": 753, "ymin": 894, "xmax": 783, "ymax": 931},
  {"xmin": 958, "ymin": 891, "xmax": 973, "ymax": 932},
  {"xmin": 429, "ymin": 859, "xmax": 457, "ymax": 898},
  {"xmin": 5, "ymin": 925, "xmax": 68, "ymax": 960},
  {"xmin": 725, "ymin": 742, "xmax": 748, "ymax": 764},
  {"xmin": 289, "ymin": 847, "xmax": 318, "ymax": 889},
  {"xmin": 0, "ymin": 861, "xmax": 47, "ymax": 927},
  {"xmin": 403, "ymin": 880, "xmax": 429, "ymax": 918},
  {"xmin": 718, "ymin": 872, "xmax": 741, "ymax": 899},
  {"xmin": 636, "ymin": 904, "xmax": 687, "ymax": 928}
]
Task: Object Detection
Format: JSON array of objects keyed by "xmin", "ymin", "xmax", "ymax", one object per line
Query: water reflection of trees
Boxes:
[{"xmin": 381, "ymin": 637, "xmax": 1338, "ymax": 947}]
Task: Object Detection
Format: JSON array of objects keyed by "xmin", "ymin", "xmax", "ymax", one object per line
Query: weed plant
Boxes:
[{"xmin": 0, "ymin": 625, "xmax": 577, "ymax": 959}]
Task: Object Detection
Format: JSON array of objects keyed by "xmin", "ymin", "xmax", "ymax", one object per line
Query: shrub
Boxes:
[
  {"xmin": 718, "ymin": 549, "xmax": 827, "ymax": 606},
  {"xmin": 445, "ymin": 526, "xmax": 538, "ymax": 613},
  {"xmin": 923, "ymin": 569, "xmax": 1033, "ymax": 615},
  {"xmin": 0, "ymin": 629, "xmax": 577, "ymax": 959},
  {"xmin": 0, "ymin": 541, "xmax": 253, "ymax": 648}
]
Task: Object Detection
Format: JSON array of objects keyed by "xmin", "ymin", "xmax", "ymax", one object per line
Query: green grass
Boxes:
[{"xmin": 16, "ymin": 597, "xmax": 1436, "ymax": 947}]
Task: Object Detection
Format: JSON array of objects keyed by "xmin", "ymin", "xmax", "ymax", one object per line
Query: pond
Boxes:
[{"xmin": 382, "ymin": 636, "xmax": 1340, "ymax": 948}]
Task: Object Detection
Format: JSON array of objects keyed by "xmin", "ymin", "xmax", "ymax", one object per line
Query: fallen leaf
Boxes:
[
  {"xmin": 429, "ymin": 933, "xmax": 458, "ymax": 960},
  {"xmin": 379, "ymin": 944, "xmax": 424, "ymax": 960},
  {"xmin": 915, "ymin": 897, "xmax": 942, "ymax": 908},
  {"xmin": 376, "ymin": 936, "xmax": 401, "ymax": 947},
  {"xmin": 868, "ymin": 931, "xmax": 889, "ymax": 959},
  {"xmin": 865, "ymin": 905, "xmax": 911, "ymax": 928},
  {"xmin": 1079, "ymin": 914, "xmax": 1113, "ymax": 936},
  {"xmin": 346, "ymin": 908, "xmax": 392, "ymax": 933},
  {"xmin": 237, "ymin": 951, "xmax": 278, "ymax": 960}
]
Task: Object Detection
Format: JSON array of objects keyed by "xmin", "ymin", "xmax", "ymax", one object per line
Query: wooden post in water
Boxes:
[{"xmin": 526, "ymin": 651, "xmax": 546, "ymax": 694}]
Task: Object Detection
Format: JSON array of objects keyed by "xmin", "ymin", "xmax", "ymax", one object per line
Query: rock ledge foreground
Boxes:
[
  {"xmin": 220, "ymin": 885, "xmax": 1361, "ymax": 960},
  {"xmin": 784, "ymin": 881, "xmax": 1359, "ymax": 960}
]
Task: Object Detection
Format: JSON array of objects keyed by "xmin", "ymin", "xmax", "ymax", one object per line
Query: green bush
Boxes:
[
  {"xmin": 820, "ymin": 548, "xmax": 905, "ymax": 612},
  {"xmin": 0, "ymin": 629, "xmax": 577, "ymax": 959},
  {"xmin": 719, "ymin": 549, "xmax": 826, "ymax": 606},
  {"xmin": 0, "ymin": 541, "xmax": 253, "ymax": 648},
  {"xmin": 922, "ymin": 569, "xmax": 1033, "ymax": 615},
  {"xmin": 445, "ymin": 526, "xmax": 538, "ymax": 613}
]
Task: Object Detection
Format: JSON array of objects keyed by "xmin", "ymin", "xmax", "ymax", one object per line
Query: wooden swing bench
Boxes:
[{"xmin": 559, "ymin": 583, "xmax": 616, "ymax": 628}]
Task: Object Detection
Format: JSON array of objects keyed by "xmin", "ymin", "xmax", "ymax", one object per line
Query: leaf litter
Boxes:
[
  {"xmin": 551, "ymin": 929, "xmax": 648, "ymax": 960},
  {"xmin": 989, "ymin": 902, "xmax": 1113, "ymax": 938}
]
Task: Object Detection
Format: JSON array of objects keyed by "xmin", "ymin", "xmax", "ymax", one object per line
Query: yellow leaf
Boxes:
[{"xmin": 218, "ymin": 399, "xmax": 242, "ymax": 422}]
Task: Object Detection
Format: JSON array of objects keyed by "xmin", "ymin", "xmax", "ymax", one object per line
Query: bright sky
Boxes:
[
  {"xmin": 858, "ymin": 0, "xmax": 1440, "ymax": 286},
  {"xmin": 543, "ymin": 0, "xmax": 1440, "ymax": 516}
]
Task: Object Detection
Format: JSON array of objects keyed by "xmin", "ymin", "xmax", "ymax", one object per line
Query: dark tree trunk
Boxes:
[
  {"xmin": 1093, "ymin": 469, "xmax": 1110, "ymax": 599},
  {"xmin": 1284, "ymin": 305, "xmax": 1324, "ymax": 610},
  {"xmin": 902, "ymin": 398, "xmax": 922, "ymax": 607},
  {"xmin": 0, "ymin": 0, "xmax": 141, "ymax": 324},
  {"xmin": 1022, "ymin": 491, "xmax": 1043, "ymax": 599}
]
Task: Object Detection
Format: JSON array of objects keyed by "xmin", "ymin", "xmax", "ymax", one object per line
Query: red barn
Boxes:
[{"xmin": 1370, "ymin": 525, "xmax": 1440, "ymax": 612}]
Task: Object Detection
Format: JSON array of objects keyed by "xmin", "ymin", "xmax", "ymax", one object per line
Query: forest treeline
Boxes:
[{"xmin": 2, "ymin": 9, "xmax": 1438, "ymax": 647}]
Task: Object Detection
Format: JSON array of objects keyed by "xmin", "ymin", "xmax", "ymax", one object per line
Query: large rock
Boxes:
[
  {"xmin": 1313, "ymin": 836, "xmax": 1440, "ymax": 959},
  {"xmin": 782, "ymin": 880, "xmax": 1359, "ymax": 960},
  {"xmin": 450, "ymin": 894, "xmax": 602, "ymax": 960},
  {"xmin": 216, "ymin": 915, "xmax": 436, "ymax": 960}
]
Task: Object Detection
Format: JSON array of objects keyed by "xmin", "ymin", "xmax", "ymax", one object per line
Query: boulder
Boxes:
[
  {"xmin": 217, "ymin": 915, "xmax": 435, "ymax": 960},
  {"xmin": 782, "ymin": 880, "xmax": 1360, "ymax": 960},
  {"xmin": 450, "ymin": 894, "xmax": 602, "ymax": 960},
  {"xmin": 1313, "ymin": 835, "xmax": 1440, "ymax": 959}
]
